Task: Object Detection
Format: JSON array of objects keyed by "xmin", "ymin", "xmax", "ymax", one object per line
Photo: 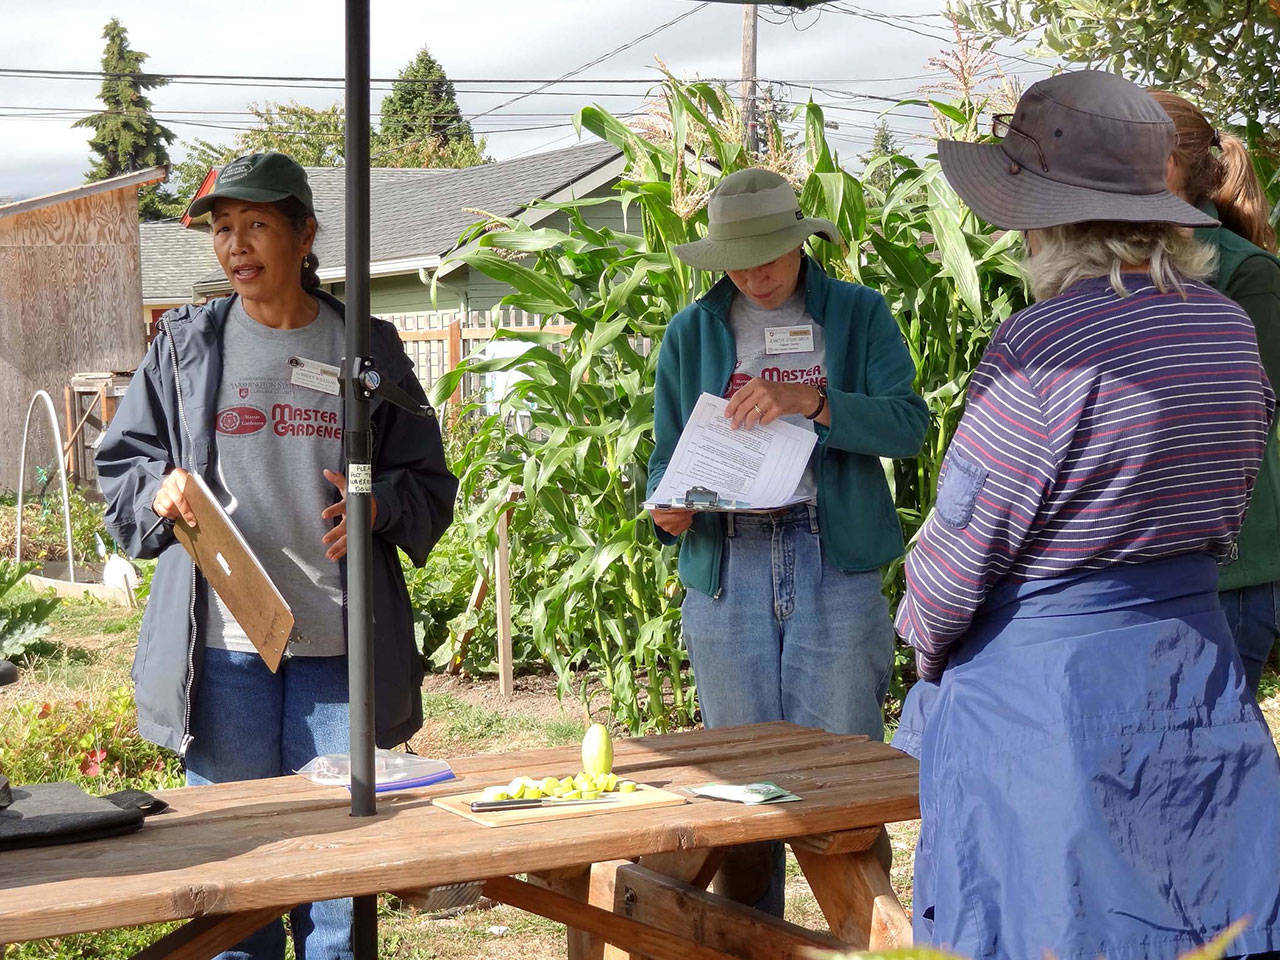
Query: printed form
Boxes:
[{"xmin": 645, "ymin": 393, "xmax": 818, "ymax": 510}]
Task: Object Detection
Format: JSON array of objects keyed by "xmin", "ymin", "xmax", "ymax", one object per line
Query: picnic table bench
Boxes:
[{"xmin": 0, "ymin": 721, "xmax": 919, "ymax": 959}]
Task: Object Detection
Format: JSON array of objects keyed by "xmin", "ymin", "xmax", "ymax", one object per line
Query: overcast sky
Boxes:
[{"xmin": 1, "ymin": 1, "xmax": 1053, "ymax": 202}]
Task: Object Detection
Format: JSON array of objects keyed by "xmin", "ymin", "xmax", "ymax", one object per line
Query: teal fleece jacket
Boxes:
[{"xmin": 647, "ymin": 257, "xmax": 928, "ymax": 597}]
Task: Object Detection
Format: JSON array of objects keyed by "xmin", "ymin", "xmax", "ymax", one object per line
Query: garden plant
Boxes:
[{"xmin": 428, "ymin": 75, "xmax": 1030, "ymax": 730}]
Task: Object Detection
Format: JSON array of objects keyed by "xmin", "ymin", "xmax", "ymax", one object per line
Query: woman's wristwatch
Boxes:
[{"xmin": 806, "ymin": 385, "xmax": 827, "ymax": 420}]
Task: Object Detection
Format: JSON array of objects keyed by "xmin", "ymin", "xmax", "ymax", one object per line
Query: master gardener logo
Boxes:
[
  {"xmin": 216, "ymin": 406, "xmax": 267, "ymax": 436},
  {"xmin": 219, "ymin": 157, "xmax": 253, "ymax": 183}
]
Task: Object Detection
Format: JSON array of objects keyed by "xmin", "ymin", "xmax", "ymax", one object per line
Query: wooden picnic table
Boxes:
[{"xmin": 0, "ymin": 721, "xmax": 919, "ymax": 960}]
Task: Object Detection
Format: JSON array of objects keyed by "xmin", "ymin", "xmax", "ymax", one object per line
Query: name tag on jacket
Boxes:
[{"xmin": 765, "ymin": 326, "xmax": 815, "ymax": 355}]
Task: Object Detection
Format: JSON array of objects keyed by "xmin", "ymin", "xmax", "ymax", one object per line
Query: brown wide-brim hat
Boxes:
[
  {"xmin": 939, "ymin": 70, "xmax": 1217, "ymax": 231},
  {"xmin": 674, "ymin": 168, "xmax": 840, "ymax": 271}
]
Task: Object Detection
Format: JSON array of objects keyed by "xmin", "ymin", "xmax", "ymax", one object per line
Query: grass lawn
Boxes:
[{"xmin": 1, "ymin": 592, "xmax": 1275, "ymax": 958}]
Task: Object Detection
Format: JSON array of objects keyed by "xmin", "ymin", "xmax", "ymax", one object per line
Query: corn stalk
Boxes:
[{"xmin": 431, "ymin": 76, "xmax": 1027, "ymax": 729}]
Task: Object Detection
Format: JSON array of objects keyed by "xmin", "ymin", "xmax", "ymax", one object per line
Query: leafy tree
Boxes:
[
  {"xmin": 73, "ymin": 19, "xmax": 178, "ymax": 220},
  {"xmin": 955, "ymin": 1, "xmax": 1280, "ymax": 135},
  {"xmin": 374, "ymin": 45, "xmax": 486, "ymax": 168},
  {"xmin": 164, "ymin": 104, "xmax": 340, "ymax": 215},
  {"xmin": 166, "ymin": 47, "xmax": 487, "ymax": 211},
  {"xmin": 236, "ymin": 101, "xmax": 347, "ymax": 166},
  {"xmin": 168, "ymin": 138, "xmax": 237, "ymax": 211}
]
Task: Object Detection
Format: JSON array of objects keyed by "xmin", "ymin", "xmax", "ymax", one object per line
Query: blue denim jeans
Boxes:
[
  {"xmin": 1219, "ymin": 582, "xmax": 1280, "ymax": 697},
  {"xmin": 680, "ymin": 505, "xmax": 896, "ymax": 917},
  {"xmin": 185, "ymin": 648, "xmax": 353, "ymax": 960}
]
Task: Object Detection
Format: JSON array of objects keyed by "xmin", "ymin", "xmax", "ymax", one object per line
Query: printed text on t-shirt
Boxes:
[
  {"xmin": 727, "ymin": 365, "xmax": 827, "ymax": 396},
  {"xmin": 215, "ymin": 402, "xmax": 341, "ymax": 440}
]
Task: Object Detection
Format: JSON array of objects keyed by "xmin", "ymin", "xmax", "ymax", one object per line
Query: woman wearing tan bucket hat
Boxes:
[
  {"xmin": 647, "ymin": 167, "xmax": 927, "ymax": 915},
  {"xmin": 893, "ymin": 70, "xmax": 1280, "ymax": 959}
]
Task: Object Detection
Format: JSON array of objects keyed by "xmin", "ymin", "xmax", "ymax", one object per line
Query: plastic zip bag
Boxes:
[{"xmin": 296, "ymin": 749, "xmax": 455, "ymax": 793}]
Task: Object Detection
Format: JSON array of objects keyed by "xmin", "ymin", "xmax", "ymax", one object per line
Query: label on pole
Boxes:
[{"xmin": 349, "ymin": 462, "xmax": 373, "ymax": 494}]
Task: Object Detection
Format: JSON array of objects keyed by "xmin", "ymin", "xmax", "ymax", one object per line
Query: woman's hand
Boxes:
[
  {"xmin": 321, "ymin": 469, "xmax": 378, "ymax": 561},
  {"xmin": 650, "ymin": 507, "xmax": 695, "ymax": 537},
  {"xmin": 724, "ymin": 378, "xmax": 824, "ymax": 429},
  {"xmin": 152, "ymin": 468, "xmax": 197, "ymax": 527}
]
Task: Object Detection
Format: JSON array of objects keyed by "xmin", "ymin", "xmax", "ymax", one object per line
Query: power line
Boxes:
[
  {"xmin": 465, "ymin": 4, "xmax": 714, "ymax": 125},
  {"xmin": 369, "ymin": 3, "xmax": 715, "ymax": 161},
  {"xmin": 826, "ymin": 3, "xmax": 954, "ymax": 43},
  {"xmin": 1, "ymin": 65, "xmax": 965, "ymax": 88},
  {"xmin": 0, "ymin": 104, "xmax": 641, "ymax": 120},
  {"xmin": 0, "ymin": 67, "xmax": 723, "ymax": 85},
  {"xmin": 0, "ymin": 109, "xmax": 640, "ymax": 136}
]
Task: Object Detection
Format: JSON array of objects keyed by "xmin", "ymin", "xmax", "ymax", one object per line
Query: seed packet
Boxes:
[{"xmin": 687, "ymin": 781, "xmax": 802, "ymax": 804}]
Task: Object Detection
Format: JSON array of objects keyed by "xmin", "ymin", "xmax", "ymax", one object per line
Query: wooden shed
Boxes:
[{"xmin": 0, "ymin": 167, "xmax": 164, "ymax": 492}]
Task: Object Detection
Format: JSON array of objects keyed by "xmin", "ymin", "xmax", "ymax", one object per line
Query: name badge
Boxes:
[
  {"xmin": 765, "ymin": 325, "xmax": 814, "ymax": 355},
  {"xmin": 288, "ymin": 356, "xmax": 342, "ymax": 396}
]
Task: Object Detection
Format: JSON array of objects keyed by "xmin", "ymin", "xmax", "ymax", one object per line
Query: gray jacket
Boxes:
[{"xmin": 96, "ymin": 291, "xmax": 457, "ymax": 755}]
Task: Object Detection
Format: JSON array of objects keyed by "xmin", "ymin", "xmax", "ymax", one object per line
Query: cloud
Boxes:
[{"xmin": 3, "ymin": 0, "xmax": 995, "ymax": 198}]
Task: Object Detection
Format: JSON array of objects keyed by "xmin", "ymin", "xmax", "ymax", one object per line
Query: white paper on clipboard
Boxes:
[{"xmin": 643, "ymin": 393, "xmax": 817, "ymax": 511}]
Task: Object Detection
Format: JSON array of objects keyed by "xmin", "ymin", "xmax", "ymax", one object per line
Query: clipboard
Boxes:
[
  {"xmin": 171, "ymin": 473, "xmax": 294, "ymax": 672},
  {"xmin": 643, "ymin": 486, "xmax": 754, "ymax": 512}
]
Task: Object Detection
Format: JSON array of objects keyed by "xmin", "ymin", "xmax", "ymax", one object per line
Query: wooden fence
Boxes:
[{"xmin": 384, "ymin": 307, "xmax": 572, "ymax": 404}]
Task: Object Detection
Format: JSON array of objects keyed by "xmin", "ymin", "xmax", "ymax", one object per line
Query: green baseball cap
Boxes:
[
  {"xmin": 185, "ymin": 152, "xmax": 315, "ymax": 220},
  {"xmin": 673, "ymin": 168, "xmax": 840, "ymax": 272}
]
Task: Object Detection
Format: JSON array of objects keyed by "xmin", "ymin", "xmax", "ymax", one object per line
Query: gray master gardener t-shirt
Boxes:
[
  {"xmin": 726, "ymin": 287, "xmax": 826, "ymax": 504},
  {"xmin": 202, "ymin": 295, "xmax": 347, "ymax": 657}
]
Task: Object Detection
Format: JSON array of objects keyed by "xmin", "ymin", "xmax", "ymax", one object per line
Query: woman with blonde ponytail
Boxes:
[{"xmin": 1153, "ymin": 89, "xmax": 1280, "ymax": 697}]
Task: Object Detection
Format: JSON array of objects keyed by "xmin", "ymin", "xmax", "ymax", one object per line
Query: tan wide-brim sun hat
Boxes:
[
  {"xmin": 674, "ymin": 168, "xmax": 841, "ymax": 271},
  {"xmin": 938, "ymin": 70, "xmax": 1217, "ymax": 231}
]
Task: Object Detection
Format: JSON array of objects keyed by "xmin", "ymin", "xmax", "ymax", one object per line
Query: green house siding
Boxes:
[
  {"xmin": 368, "ymin": 273, "xmax": 429, "ymax": 315},
  {"xmin": 331, "ymin": 273, "xmax": 467, "ymax": 316}
]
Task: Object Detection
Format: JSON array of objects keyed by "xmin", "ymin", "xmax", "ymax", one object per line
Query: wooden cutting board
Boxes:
[
  {"xmin": 433, "ymin": 783, "xmax": 687, "ymax": 828},
  {"xmin": 172, "ymin": 473, "xmax": 293, "ymax": 671}
]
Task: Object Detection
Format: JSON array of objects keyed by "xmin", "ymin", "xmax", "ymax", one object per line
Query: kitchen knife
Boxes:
[{"xmin": 469, "ymin": 795, "xmax": 623, "ymax": 812}]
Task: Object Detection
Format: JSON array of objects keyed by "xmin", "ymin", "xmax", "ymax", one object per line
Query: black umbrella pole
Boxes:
[{"xmin": 344, "ymin": 0, "xmax": 377, "ymax": 954}]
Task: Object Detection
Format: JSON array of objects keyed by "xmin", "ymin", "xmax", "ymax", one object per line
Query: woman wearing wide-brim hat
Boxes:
[
  {"xmin": 647, "ymin": 167, "xmax": 928, "ymax": 916},
  {"xmin": 894, "ymin": 70, "xmax": 1280, "ymax": 959}
]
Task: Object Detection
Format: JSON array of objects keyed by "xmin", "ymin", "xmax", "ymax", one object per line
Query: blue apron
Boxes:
[{"xmin": 895, "ymin": 553, "xmax": 1280, "ymax": 960}]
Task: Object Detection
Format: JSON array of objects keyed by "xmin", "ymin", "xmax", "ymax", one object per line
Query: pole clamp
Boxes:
[{"xmin": 352, "ymin": 356, "xmax": 436, "ymax": 419}]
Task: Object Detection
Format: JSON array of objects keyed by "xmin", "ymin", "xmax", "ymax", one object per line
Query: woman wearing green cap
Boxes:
[
  {"xmin": 647, "ymin": 167, "xmax": 928, "ymax": 915},
  {"xmin": 97, "ymin": 152, "xmax": 457, "ymax": 960}
]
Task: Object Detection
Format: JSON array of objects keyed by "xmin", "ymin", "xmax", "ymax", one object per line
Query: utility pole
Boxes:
[{"xmin": 741, "ymin": 4, "xmax": 758, "ymax": 155}]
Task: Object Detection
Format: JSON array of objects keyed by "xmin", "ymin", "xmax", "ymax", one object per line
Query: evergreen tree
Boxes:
[
  {"xmin": 167, "ymin": 46, "xmax": 488, "ymax": 215},
  {"xmin": 374, "ymin": 45, "xmax": 486, "ymax": 168},
  {"xmin": 74, "ymin": 19, "xmax": 178, "ymax": 219},
  {"xmin": 859, "ymin": 119, "xmax": 900, "ymax": 195}
]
